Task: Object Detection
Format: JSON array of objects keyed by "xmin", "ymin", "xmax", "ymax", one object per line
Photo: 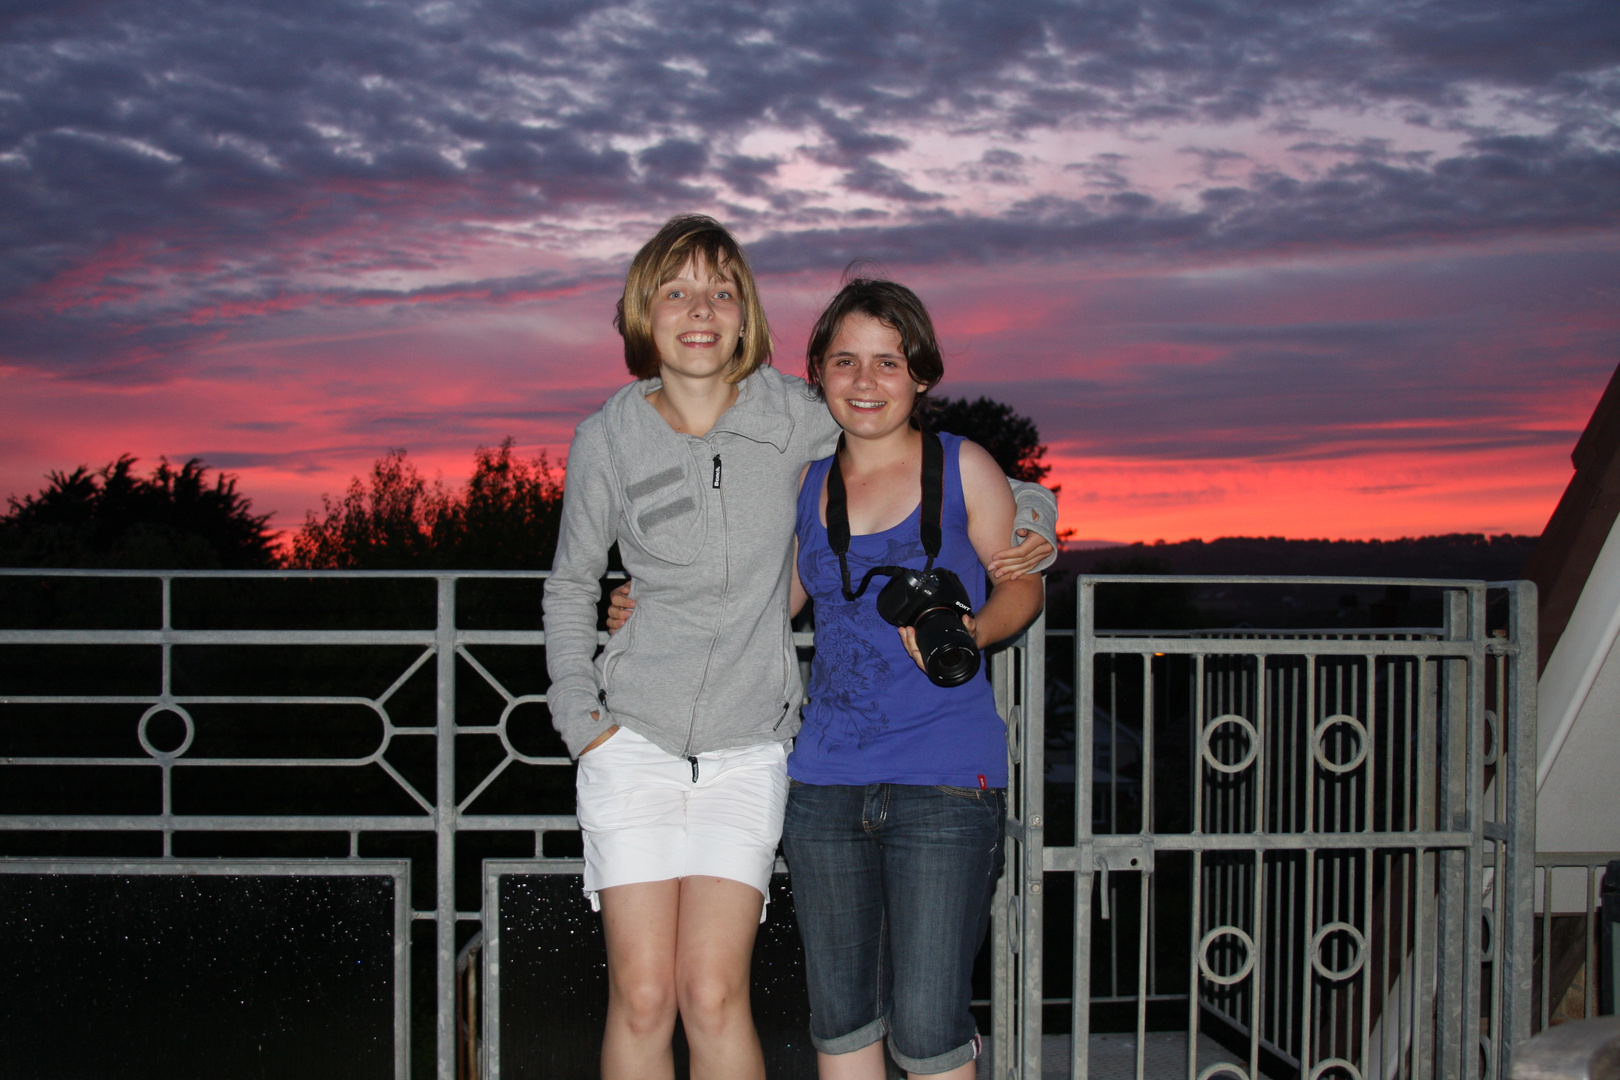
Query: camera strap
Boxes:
[{"xmin": 826, "ymin": 427, "xmax": 945, "ymax": 601}]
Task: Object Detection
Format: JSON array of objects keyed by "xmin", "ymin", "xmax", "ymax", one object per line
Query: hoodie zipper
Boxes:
[{"xmin": 684, "ymin": 444, "xmax": 728, "ymax": 757}]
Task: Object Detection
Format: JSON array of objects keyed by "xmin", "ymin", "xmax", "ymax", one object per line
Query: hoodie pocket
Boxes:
[{"xmin": 619, "ymin": 462, "xmax": 708, "ymax": 566}]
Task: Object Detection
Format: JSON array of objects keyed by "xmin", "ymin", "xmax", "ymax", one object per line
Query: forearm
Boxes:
[
  {"xmin": 971, "ymin": 575, "xmax": 1044, "ymax": 650},
  {"xmin": 542, "ymin": 570, "xmax": 611, "ymax": 757},
  {"xmin": 541, "ymin": 433, "xmax": 620, "ymax": 758}
]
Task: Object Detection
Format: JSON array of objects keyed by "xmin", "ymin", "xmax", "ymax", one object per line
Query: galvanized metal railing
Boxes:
[
  {"xmin": 988, "ymin": 576, "xmax": 1539, "ymax": 1080},
  {"xmin": 0, "ymin": 570, "xmax": 1539, "ymax": 1080}
]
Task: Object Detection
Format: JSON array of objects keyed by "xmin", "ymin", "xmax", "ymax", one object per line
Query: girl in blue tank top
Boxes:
[
  {"xmin": 792, "ymin": 430, "xmax": 1008, "ymax": 789},
  {"xmin": 782, "ymin": 279, "xmax": 1045, "ymax": 1080}
]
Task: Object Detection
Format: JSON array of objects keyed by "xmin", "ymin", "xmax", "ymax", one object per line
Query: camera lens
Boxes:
[{"xmin": 913, "ymin": 606, "xmax": 980, "ymax": 687}]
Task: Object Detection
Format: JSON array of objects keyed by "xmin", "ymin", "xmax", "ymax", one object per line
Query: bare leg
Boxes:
[
  {"xmin": 911, "ymin": 1061, "xmax": 977, "ymax": 1079},
  {"xmin": 599, "ymin": 879, "xmax": 682, "ymax": 1080},
  {"xmin": 817, "ymin": 1041, "xmax": 887, "ymax": 1079},
  {"xmin": 674, "ymin": 875, "xmax": 767, "ymax": 1080}
]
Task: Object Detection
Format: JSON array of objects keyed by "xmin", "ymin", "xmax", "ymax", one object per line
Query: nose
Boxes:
[{"xmin": 687, "ymin": 291, "xmax": 713, "ymax": 319}]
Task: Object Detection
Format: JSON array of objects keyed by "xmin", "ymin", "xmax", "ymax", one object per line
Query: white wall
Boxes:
[{"xmin": 1536, "ymin": 516, "xmax": 1620, "ymax": 909}]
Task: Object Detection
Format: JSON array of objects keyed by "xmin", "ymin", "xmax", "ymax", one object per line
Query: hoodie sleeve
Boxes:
[
  {"xmin": 542, "ymin": 418, "xmax": 620, "ymax": 758},
  {"xmin": 1009, "ymin": 481, "xmax": 1060, "ymax": 573}
]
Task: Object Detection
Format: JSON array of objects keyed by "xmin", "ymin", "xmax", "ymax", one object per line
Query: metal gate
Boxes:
[
  {"xmin": 989, "ymin": 576, "xmax": 1537, "ymax": 1080},
  {"xmin": 0, "ymin": 570, "xmax": 1536, "ymax": 1079}
]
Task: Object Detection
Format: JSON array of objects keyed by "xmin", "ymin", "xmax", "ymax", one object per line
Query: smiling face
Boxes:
[
  {"xmin": 649, "ymin": 255, "xmax": 745, "ymax": 385},
  {"xmin": 819, "ymin": 312, "xmax": 929, "ymax": 443}
]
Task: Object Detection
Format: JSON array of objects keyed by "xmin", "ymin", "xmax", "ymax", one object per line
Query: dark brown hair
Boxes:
[
  {"xmin": 805, "ymin": 277, "xmax": 944, "ymax": 420},
  {"xmin": 614, "ymin": 214, "xmax": 772, "ymax": 382}
]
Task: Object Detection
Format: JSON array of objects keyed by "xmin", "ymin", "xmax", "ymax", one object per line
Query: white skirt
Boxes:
[{"xmin": 574, "ymin": 726, "xmax": 789, "ymax": 919}]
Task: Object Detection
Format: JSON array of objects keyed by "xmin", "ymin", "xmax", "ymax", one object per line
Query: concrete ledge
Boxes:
[{"xmin": 1512, "ymin": 1018, "xmax": 1620, "ymax": 1080}]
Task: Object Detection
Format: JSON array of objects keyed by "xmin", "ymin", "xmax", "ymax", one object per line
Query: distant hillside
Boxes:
[{"xmin": 1054, "ymin": 533, "xmax": 1538, "ymax": 581}]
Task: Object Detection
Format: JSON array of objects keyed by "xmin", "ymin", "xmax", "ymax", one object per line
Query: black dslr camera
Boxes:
[{"xmin": 875, "ymin": 567, "xmax": 980, "ymax": 688}]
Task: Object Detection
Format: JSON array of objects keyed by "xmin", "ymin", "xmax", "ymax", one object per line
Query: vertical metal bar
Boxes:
[
  {"xmin": 1460, "ymin": 588, "xmax": 1488, "ymax": 1080},
  {"xmin": 1189, "ymin": 848, "xmax": 1204, "ymax": 1080},
  {"xmin": 398, "ymin": 865, "xmax": 413, "ymax": 1080},
  {"xmin": 1137, "ymin": 868, "xmax": 1150, "ymax": 1080},
  {"xmin": 991, "ymin": 637, "xmax": 1012, "ymax": 1079},
  {"xmin": 436, "ymin": 575, "xmax": 458, "ymax": 1080},
  {"xmin": 1435, "ymin": 589, "xmax": 1471, "ymax": 1080},
  {"xmin": 1361, "ymin": 846, "xmax": 1374, "ymax": 1080},
  {"xmin": 1498, "ymin": 580, "xmax": 1538, "ymax": 1064},
  {"xmin": 1540, "ymin": 869, "xmax": 1552, "ymax": 1032},
  {"xmin": 485, "ymin": 867, "xmax": 502, "ymax": 1080},
  {"xmin": 1252, "ymin": 847, "xmax": 1266, "ymax": 1080},
  {"xmin": 1021, "ymin": 622, "xmax": 1047, "ymax": 1080},
  {"xmin": 1296, "ymin": 654, "xmax": 1321, "ymax": 1075},
  {"xmin": 1071, "ymin": 578, "xmax": 1097, "ymax": 1080},
  {"xmin": 1587, "ymin": 867, "xmax": 1599, "ymax": 1019},
  {"xmin": 1414, "ymin": 647, "xmax": 1437, "ymax": 1080}
]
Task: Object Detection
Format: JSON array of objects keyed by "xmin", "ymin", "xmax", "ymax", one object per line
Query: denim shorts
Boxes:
[{"xmin": 781, "ymin": 782, "xmax": 1006, "ymax": 1075}]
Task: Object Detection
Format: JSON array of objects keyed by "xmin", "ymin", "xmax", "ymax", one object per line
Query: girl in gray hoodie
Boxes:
[{"xmin": 542, "ymin": 216, "xmax": 1055, "ymax": 1080}]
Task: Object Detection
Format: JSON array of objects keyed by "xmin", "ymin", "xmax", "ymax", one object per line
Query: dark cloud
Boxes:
[{"xmin": 1, "ymin": 0, "xmax": 1618, "ymax": 379}]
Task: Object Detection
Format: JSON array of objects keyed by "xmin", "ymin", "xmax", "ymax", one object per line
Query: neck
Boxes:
[
  {"xmin": 839, "ymin": 422, "xmax": 921, "ymax": 473},
  {"xmin": 650, "ymin": 368, "xmax": 740, "ymax": 437}
]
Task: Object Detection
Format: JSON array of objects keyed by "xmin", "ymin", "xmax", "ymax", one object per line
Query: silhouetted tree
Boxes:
[
  {"xmin": 0, "ymin": 456, "xmax": 277, "ymax": 568},
  {"xmin": 290, "ymin": 438, "xmax": 564, "ymax": 569},
  {"xmin": 926, "ymin": 396, "xmax": 1052, "ymax": 485}
]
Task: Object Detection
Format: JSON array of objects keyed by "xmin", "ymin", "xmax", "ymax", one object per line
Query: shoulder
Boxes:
[
  {"xmin": 953, "ymin": 438, "xmax": 1016, "ymax": 514},
  {"xmin": 953, "ymin": 437, "xmax": 1004, "ymax": 485},
  {"xmin": 762, "ymin": 367, "xmax": 836, "ymax": 428}
]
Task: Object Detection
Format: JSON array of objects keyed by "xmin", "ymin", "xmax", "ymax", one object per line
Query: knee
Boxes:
[
  {"xmin": 676, "ymin": 968, "xmax": 749, "ymax": 1036},
  {"xmin": 610, "ymin": 973, "xmax": 678, "ymax": 1035}
]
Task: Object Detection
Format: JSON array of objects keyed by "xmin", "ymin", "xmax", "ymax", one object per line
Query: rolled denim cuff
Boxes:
[
  {"xmin": 889, "ymin": 1031, "xmax": 981, "ymax": 1075},
  {"xmin": 810, "ymin": 1015, "xmax": 885, "ymax": 1057}
]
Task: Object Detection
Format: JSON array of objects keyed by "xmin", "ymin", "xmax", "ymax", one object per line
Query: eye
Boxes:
[
  {"xmin": 713, "ymin": 289, "xmax": 733, "ymax": 300},
  {"xmin": 665, "ymin": 288, "xmax": 686, "ymax": 300}
]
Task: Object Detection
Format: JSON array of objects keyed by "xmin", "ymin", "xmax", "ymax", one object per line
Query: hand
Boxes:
[
  {"xmin": 605, "ymin": 582, "xmax": 635, "ymax": 634},
  {"xmin": 897, "ymin": 614, "xmax": 980, "ymax": 673},
  {"xmin": 579, "ymin": 721, "xmax": 619, "ymax": 756},
  {"xmin": 987, "ymin": 528, "xmax": 1054, "ymax": 581}
]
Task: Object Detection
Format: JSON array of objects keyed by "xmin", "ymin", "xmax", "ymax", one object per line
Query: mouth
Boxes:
[
  {"xmin": 678, "ymin": 332, "xmax": 720, "ymax": 346},
  {"xmin": 845, "ymin": 399, "xmax": 887, "ymax": 412}
]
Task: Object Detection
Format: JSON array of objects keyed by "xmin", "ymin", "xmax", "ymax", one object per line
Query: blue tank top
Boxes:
[{"xmin": 789, "ymin": 432, "xmax": 1008, "ymax": 788}]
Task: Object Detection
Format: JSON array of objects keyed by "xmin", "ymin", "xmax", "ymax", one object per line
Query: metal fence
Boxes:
[
  {"xmin": 0, "ymin": 570, "xmax": 1540, "ymax": 1079},
  {"xmin": 988, "ymin": 576, "xmax": 1540, "ymax": 1080}
]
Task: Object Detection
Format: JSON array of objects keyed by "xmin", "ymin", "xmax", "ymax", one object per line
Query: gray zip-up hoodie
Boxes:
[{"xmin": 542, "ymin": 365, "xmax": 1057, "ymax": 760}]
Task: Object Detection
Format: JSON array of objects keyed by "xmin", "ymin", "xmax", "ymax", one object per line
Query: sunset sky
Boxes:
[{"xmin": 3, "ymin": 0, "xmax": 1617, "ymax": 544}]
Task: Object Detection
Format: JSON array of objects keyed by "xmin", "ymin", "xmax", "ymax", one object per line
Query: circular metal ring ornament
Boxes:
[
  {"xmin": 138, "ymin": 702, "xmax": 195, "ymax": 760},
  {"xmin": 1198, "ymin": 925, "xmax": 1256, "ymax": 986},
  {"xmin": 1201, "ymin": 714, "xmax": 1258, "ymax": 774},
  {"xmin": 1480, "ymin": 908, "xmax": 1496, "ymax": 964},
  {"xmin": 1309, "ymin": 1059, "xmax": 1363, "ymax": 1080},
  {"xmin": 1312, "ymin": 714, "xmax": 1368, "ymax": 774},
  {"xmin": 1311, "ymin": 922, "xmax": 1367, "ymax": 981},
  {"xmin": 498, "ymin": 694, "xmax": 558, "ymax": 764},
  {"xmin": 1482, "ymin": 710, "xmax": 1500, "ymax": 768},
  {"xmin": 1198, "ymin": 1063, "xmax": 1250, "ymax": 1080}
]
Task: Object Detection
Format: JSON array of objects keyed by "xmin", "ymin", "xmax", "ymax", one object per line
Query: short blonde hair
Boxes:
[{"xmin": 614, "ymin": 215, "xmax": 772, "ymax": 382}]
